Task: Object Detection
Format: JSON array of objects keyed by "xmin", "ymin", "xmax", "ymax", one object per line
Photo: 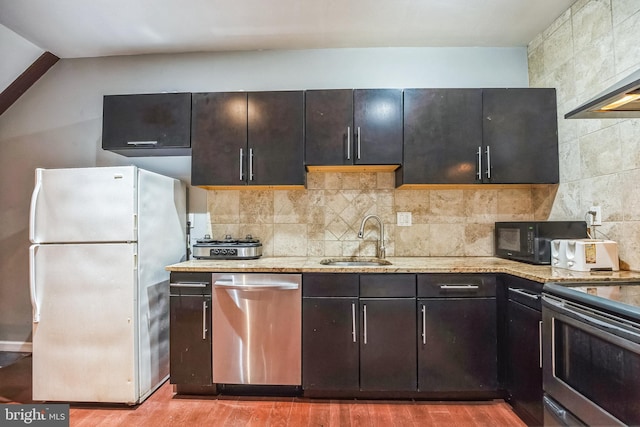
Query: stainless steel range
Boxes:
[
  {"xmin": 542, "ymin": 281, "xmax": 640, "ymax": 426},
  {"xmin": 192, "ymin": 234, "xmax": 263, "ymax": 260}
]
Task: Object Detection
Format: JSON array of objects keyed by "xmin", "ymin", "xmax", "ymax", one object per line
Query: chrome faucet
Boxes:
[{"xmin": 357, "ymin": 214, "xmax": 386, "ymax": 259}]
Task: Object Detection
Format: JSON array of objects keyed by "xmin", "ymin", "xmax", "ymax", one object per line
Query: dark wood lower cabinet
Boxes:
[
  {"xmin": 418, "ymin": 297, "xmax": 497, "ymax": 392},
  {"xmin": 360, "ymin": 298, "xmax": 417, "ymax": 391},
  {"xmin": 301, "ymin": 273, "xmax": 505, "ymax": 401},
  {"xmin": 505, "ymin": 279, "xmax": 544, "ymax": 426},
  {"xmin": 169, "ymin": 273, "xmax": 213, "ymax": 389},
  {"xmin": 302, "ymin": 297, "xmax": 359, "ymax": 391}
]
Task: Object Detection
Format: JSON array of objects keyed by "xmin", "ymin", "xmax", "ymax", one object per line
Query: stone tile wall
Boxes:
[
  {"xmin": 207, "ymin": 172, "xmax": 552, "ymax": 257},
  {"xmin": 528, "ymin": 0, "xmax": 640, "ymax": 270}
]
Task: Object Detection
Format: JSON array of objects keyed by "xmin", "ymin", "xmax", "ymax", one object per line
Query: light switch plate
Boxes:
[{"xmin": 397, "ymin": 212, "xmax": 412, "ymax": 227}]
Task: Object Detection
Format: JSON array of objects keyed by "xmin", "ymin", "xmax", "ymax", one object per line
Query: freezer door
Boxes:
[
  {"xmin": 30, "ymin": 166, "xmax": 137, "ymax": 243},
  {"xmin": 31, "ymin": 243, "xmax": 139, "ymax": 404}
]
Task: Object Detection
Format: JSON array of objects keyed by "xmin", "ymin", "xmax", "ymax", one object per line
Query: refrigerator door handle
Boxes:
[
  {"xmin": 29, "ymin": 168, "xmax": 43, "ymax": 243},
  {"xmin": 29, "ymin": 245, "xmax": 40, "ymax": 323}
]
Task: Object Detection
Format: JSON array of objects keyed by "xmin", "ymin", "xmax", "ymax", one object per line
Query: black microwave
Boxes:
[{"xmin": 494, "ymin": 221, "xmax": 587, "ymax": 265}]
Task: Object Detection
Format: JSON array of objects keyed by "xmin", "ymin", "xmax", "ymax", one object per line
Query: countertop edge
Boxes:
[{"xmin": 166, "ymin": 257, "xmax": 640, "ymax": 283}]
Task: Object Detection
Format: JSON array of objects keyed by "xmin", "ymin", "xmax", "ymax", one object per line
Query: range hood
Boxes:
[{"xmin": 565, "ymin": 68, "xmax": 640, "ymax": 119}]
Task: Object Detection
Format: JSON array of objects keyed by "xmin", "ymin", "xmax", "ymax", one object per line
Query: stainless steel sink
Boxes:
[{"xmin": 320, "ymin": 257, "xmax": 392, "ymax": 266}]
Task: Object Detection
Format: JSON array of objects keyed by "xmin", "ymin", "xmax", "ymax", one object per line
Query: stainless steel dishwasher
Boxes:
[{"xmin": 211, "ymin": 273, "xmax": 301, "ymax": 386}]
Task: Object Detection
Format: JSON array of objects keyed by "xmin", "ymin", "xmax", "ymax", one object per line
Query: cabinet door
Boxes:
[
  {"xmin": 169, "ymin": 294, "xmax": 212, "ymax": 386},
  {"xmin": 482, "ymin": 88, "xmax": 558, "ymax": 184},
  {"xmin": 248, "ymin": 91, "xmax": 305, "ymax": 185},
  {"xmin": 507, "ymin": 299, "xmax": 543, "ymax": 425},
  {"xmin": 305, "ymin": 90, "xmax": 354, "ymax": 166},
  {"xmin": 360, "ymin": 298, "xmax": 417, "ymax": 391},
  {"xmin": 102, "ymin": 93, "xmax": 191, "ymax": 156},
  {"xmin": 302, "ymin": 297, "xmax": 359, "ymax": 391},
  {"xmin": 419, "ymin": 297, "xmax": 497, "ymax": 392},
  {"xmin": 353, "ymin": 89, "xmax": 403, "ymax": 165},
  {"xmin": 191, "ymin": 92, "xmax": 248, "ymax": 186},
  {"xmin": 402, "ymin": 89, "xmax": 482, "ymax": 184}
]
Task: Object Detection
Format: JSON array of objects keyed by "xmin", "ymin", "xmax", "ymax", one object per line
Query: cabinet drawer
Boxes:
[
  {"xmin": 360, "ymin": 274, "xmax": 416, "ymax": 298},
  {"xmin": 418, "ymin": 274, "xmax": 496, "ymax": 298},
  {"xmin": 303, "ymin": 274, "xmax": 359, "ymax": 297},
  {"xmin": 505, "ymin": 275, "xmax": 542, "ymax": 311}
]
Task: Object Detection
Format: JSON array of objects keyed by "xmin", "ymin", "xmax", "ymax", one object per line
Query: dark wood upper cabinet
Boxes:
[
  {"xmin": 398, "ymin": 88, "xmax": 559, "ymax": 186},
  {"xmin": 482, "ymin": 88, "xmax": 559, "ymax": 184},
  {"xmin": 401, "ymin": 89, "xmax": 483, "ymax": 184},
  {"xmin": 248, "ymin": 91, "xmax": 305, "ymax": 186},
  {"xmin": 102, "ymin": 93, "xmax": 191, "ymax": 156},
  {"xmin": 191, "ymin": 91, "xmax": 304, "ymax": 186},
  {"xmin": 305, "ymin": 89, "xmax": 403, "ymax": 166}
]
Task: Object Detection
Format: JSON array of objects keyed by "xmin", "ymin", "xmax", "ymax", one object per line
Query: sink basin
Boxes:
[{"xmin": 320, "ymin": 257, "xmax": 392, "ymax": 266}]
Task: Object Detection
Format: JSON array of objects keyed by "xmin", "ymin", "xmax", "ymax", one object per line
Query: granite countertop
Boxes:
[{"xmin": 166, "ymin": 256, "xmax": 640, "ymax": 284}]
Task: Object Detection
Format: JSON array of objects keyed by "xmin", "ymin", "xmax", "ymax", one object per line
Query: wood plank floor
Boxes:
[
  {"xmin": 68, "ymin": 381, "xmax": 527, "ymax": 427},
  {"xmin": 1, "ymin": 356, "xmax": 527, "ymax": 426}
]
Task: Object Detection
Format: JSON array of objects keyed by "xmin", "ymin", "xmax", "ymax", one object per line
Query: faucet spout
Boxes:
[{"xmin": 357, "ymin": 214, "xmax": 386, "ymax": 259}]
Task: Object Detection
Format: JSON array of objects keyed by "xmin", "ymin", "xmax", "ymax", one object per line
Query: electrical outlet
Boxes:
[
  {"xmin": 397, "ymin": 212, "xmax": 412, "ymax": 227},
  {"xmin": 589, "ymin": 206, "xmax": 602, "ymax": 226}
]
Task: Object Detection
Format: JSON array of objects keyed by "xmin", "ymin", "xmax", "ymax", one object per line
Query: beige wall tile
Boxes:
[
  {"xmin": 273, "ymin": 224, "xmax": 307, "ymax": 256},
  {"xmin": 542, "ymin": 18, "xmax": 573, "ymax": 72},
  {"xmin": 612, "ymin": 0, "xmax": 640, "ymax": 24},
  {"xmin": 429, "ymin": 223, "xmax": 465, "ymax": 256},
  {"xmin": 496, "ymin": 189, "xmax": 533, "ymax": 221},
  {"xmin": 239, "ymin": 190, "xmax": 273, "ymax": 224},
  {"xmin": 208, "ymin": 190, "xmax": 240, "ymax": 224},
  {"xmin": 463, "ymin": 189, "xmax": 498, "ymax": 223},
  {"xmin": 464, "ymin": 223, "xmax": 494, "ymax": 256},
  {"xmin": 559, "ymin": 140, "xmax": 582, "ymax": 182},
  {"xmin": 572, "ymin": 0, "xmax": 612, "ymax": 54},
  {"xmin": 620, "ymin": 120, "xmax": 640, "ymax": 170},
  {"xmin": 430, "ymin": 190, "xmax": 465, "ymax": 223},
  {"xmin": 619, "ymin": 221, "xmax": 640, "ymax": 270},
  {"xmin": 207, "ymin": 174, "xmax": 540, "ymax": 257},
  {"xmin": 274, "ymin": 190, "xmax": 308, "ymax": 224},
  {"xmin": 532, "ymin": 185, "xmax": 558, "ymax": 220},
  {"xmin": 613, "ymin": 10, "xmax": 640, "ymax": 74},
  {"xmin": 621, "ymin": 169, "xmax": 640, "ymax": 221},
  {"xmin": 579, "ymin": 125, "xmax": 622, "ymax": 178},
  {"xmin": 396, "ymin": 224, "xmax": 430, "ymax": 256}
]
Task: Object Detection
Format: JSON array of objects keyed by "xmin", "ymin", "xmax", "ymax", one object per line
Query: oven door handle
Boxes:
[
  {"xmin": 213, "ymin": 280, "xmax": 298, "ymax": 290},
  {"xmin": 543, "ymin": 295, "xmax": 640, "ymax": 341}
]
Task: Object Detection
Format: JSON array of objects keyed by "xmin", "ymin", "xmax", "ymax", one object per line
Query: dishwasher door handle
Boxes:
[{"xmin": 213, "ymin": 280, "xmax": 299, "ymax": 290}]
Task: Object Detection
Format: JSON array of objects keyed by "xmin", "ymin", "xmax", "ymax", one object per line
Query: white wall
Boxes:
[
  {"xmin": 0, "ymin": 23, "xmax": 44, "ymax": 93},
  {"xmin": 0, "ymin": 46, "xmax": 528, "ymax": 343}
]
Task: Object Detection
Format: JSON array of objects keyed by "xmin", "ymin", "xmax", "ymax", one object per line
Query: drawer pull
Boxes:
[
  {"xmin": 439, "ymin": 284, "xmax": 479, "ymax": 290},
  {"xmin": 126, "ymin": 140, "xmax": 158, "ymax": 146},
  {"xmin": 509, "ymin": 287, "xmax": 540, "ymax": 300}
]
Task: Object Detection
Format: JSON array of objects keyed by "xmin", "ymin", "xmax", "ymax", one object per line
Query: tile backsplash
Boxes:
[{"xmin": 206, "ymin": 172, "xmax": 554, "ymax": 257}]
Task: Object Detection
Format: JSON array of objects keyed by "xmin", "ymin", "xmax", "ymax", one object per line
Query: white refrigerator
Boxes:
[{"xmin": 29, "ymin": 166, "xmax": 186, "ymax": 404}]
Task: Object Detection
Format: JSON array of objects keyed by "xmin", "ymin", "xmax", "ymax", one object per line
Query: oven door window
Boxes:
[{"xmin": 553, "ymin": 318, "xmax": 640, "ymax": 425}]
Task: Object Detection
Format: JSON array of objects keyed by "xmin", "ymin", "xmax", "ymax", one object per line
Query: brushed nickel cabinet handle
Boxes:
[
  {"xmin": 126, "ymin": 140, "xmax": 158, "ymax": 146},
  {"xmin": 202, "ymin": 300, "xmax": 208, "ymax": 340},
  {"xmin": 477, "ymin": 146, "xmax": 482, "ymax": 180},
  {"xmin": 485, "ymin": 145, "xmax": 491, "ymax": 179},
  {"xmin": 422, "ymin": 304, "xmax": 426, "ymax": 345},
  {"xmin": 351, "ymin": 302, "xmax": 357, "ymax": 343},
  {"xmin": 239, "ymin": 148, "xmax": 244, "ymax": 181},
  {"xmin": 363, "ymin": 304, "xmax": 368, "ymax": 344},
  {"xmin": 346, "ymin": 126, "xmax": 351, "ymax": 160},
  {"xmin": 539, "ymin": 320, "xmax": 543, "ymax": 368},
  {"xmin": 249, "ymin": 148, "xmax": 254, "ymax": 181}
]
